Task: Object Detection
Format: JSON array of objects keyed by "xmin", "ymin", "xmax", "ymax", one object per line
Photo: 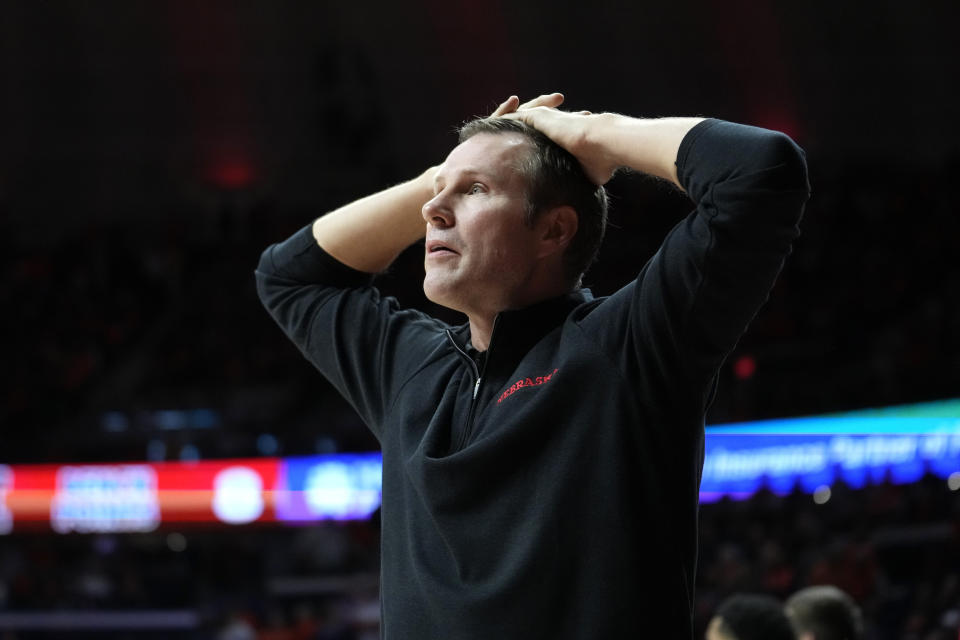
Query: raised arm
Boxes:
[
  {"xmin": 503, "ymin": 107, "xmax": 704, "ymax": 188},
  {"xmin": 508, "ymin": 98, "xmax": 810, "ymax": 411},
  {"xmin": 310, "ymin": 168, "xmax": 434, "ymax": 273}
]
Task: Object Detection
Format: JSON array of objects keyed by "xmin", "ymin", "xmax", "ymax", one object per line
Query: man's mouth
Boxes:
[{"xmin": 426, "ymin": 241, "xmax": 458, "ymax": 255}]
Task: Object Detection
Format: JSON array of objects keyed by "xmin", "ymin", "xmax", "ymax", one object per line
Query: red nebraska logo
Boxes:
[{"xmin": 497, "ymin": 368, "xmax": 559, "ymax": 404}]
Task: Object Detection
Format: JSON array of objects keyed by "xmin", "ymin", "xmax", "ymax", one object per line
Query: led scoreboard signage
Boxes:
[
  {"xmin": 2, "ymin": 400, "xmax": 958, "ymax": 533},
  {"xmin": 700, "ymin": 398, "xmax": 960, "ymax": 501},
  {"xmin": 0, "ymin": 455, "xmax": 382, "ymax": 534}
]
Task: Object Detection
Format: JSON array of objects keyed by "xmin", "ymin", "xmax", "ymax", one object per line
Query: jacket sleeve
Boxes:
[
  {"xmin": 254, "ymin": 225, "xmax": 443, "ymax": 441},
  {"xmin": 580, "ymin": 119, "xmax": 810, "ymax": 413}
]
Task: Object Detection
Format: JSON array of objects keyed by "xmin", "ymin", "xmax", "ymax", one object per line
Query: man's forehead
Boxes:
[{"xmin": 438, "ymin": 132, "xmax": 531, "ymax": 180}]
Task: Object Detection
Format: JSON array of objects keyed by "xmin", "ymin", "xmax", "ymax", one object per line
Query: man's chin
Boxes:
[
  {"xmin": 423, "ymin": 277, "xmax": 464, "ymax": 313},
  {"xmin": 423, "ymin": 281, "xmax": 448, "ymax": 305}
]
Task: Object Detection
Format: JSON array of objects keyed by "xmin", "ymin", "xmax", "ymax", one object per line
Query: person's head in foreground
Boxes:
[
  {"xmin": 706, "ymin": 593, "xmax": 797, "ymax": 640},
  {"xmin": 421, "ymin": 116, "xmax": 607, "ymax": 320},
  {"xmin": 785, "ymin": 585, "xmax": 864, "ymax": 640}
]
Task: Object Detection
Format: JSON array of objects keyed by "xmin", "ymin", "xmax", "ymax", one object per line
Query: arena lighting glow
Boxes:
[
  {"xmin": 207, "ymin": 158, "xmax": 256, "ymax": 189},
  {"xmin": 2, "ymin": 400, "xmax": 958, "ymax": 533},
  {"xmin": 707, "ymin": 397, "xmax": 960, "ymax": 434}
]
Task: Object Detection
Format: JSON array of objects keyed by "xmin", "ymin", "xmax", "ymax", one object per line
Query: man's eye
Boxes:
[{"xmin": 468, "ymin": 183, "xmax": 484, "ymax": 195}]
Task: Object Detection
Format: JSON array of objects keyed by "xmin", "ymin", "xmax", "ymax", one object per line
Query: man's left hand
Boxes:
[{"xmin": 501, "ymin": 101, "xmax": 618, "ymax": 186}]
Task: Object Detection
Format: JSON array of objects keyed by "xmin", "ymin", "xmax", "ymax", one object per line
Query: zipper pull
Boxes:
[{"xmin": 473, "ymin": 377, "xmax": 481, "ymax": 399}]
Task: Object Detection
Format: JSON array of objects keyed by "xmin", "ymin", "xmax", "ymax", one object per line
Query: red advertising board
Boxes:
[{"xmin": 0, "ymin": 459, "xmax": 280, "ymax": 534}]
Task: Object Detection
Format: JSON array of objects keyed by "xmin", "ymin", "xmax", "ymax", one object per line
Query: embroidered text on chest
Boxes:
[{"xmin": 496, "ymin": 368, "xmax": 560, "ymax": 404}]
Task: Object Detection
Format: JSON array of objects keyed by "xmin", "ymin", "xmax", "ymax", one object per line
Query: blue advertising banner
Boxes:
[
  {"xmin": 275, "ymin": 453, "xmax": 383, "ymax": 522},
  {"xmin": 701, "ymin": 399, "xmax": 960, "ymax": 501}
]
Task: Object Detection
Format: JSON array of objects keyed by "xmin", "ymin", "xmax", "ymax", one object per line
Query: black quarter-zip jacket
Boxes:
[{"xmin": 255, "ymin": 119, "xmax": 810, "ymax": 639}]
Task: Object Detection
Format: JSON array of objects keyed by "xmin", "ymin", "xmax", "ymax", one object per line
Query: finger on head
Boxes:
[
  {"xmin": 490, "ymin": 95, "xmax": 520, "ymax": 117},
  {"xmin": 519, "ymin": 92, "xmax": 564, "ymax": 110}
]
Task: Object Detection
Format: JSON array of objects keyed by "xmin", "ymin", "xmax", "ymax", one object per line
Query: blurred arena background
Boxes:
[{"xmin": 1, "ymin": 1, "xmax": 958, "ymax": 638}]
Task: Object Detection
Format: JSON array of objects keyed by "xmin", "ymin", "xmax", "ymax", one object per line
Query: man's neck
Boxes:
[
  {"xmin": 462, "ymin": 275, "xmax": 573, "ymax": 352},
  {"xmin": 467, "ymin": 314, "xmax": 495, "ymax": 352}
]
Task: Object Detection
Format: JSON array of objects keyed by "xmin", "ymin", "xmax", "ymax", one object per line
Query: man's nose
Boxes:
[{"xmin": 422, "ymin": 194, "xmax": 454, "ymax": 228}]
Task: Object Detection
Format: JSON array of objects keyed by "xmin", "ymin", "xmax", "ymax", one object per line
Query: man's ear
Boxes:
[{"xmin": 537, "ymin": 205, "xmax": 578, "ymax": 259}]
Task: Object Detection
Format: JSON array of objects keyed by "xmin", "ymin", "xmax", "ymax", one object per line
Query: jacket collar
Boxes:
[{"xmin": 449, "ymin": 288, "xmax": 594, "ymax": 359}]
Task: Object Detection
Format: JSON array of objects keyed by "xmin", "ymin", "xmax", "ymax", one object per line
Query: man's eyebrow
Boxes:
[{"xmin": 433, "ymin": 169, "xmax": 489, "ymax": 190}]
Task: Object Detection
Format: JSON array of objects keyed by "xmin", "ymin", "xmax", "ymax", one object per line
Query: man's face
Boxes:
[{"xmin": 422, "ymin": 132, "xmax": 543, "ymax": 317}]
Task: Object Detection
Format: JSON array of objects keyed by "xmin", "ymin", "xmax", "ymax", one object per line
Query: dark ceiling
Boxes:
[{"xmin": 2, "ymin": 0, "xmax": 958, "ymax": 230}]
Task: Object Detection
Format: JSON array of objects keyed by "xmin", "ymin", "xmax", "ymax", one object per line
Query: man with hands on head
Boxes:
[{"xmin": 256, "ymin": 93, "xmax": 810, "ymax": 639}]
